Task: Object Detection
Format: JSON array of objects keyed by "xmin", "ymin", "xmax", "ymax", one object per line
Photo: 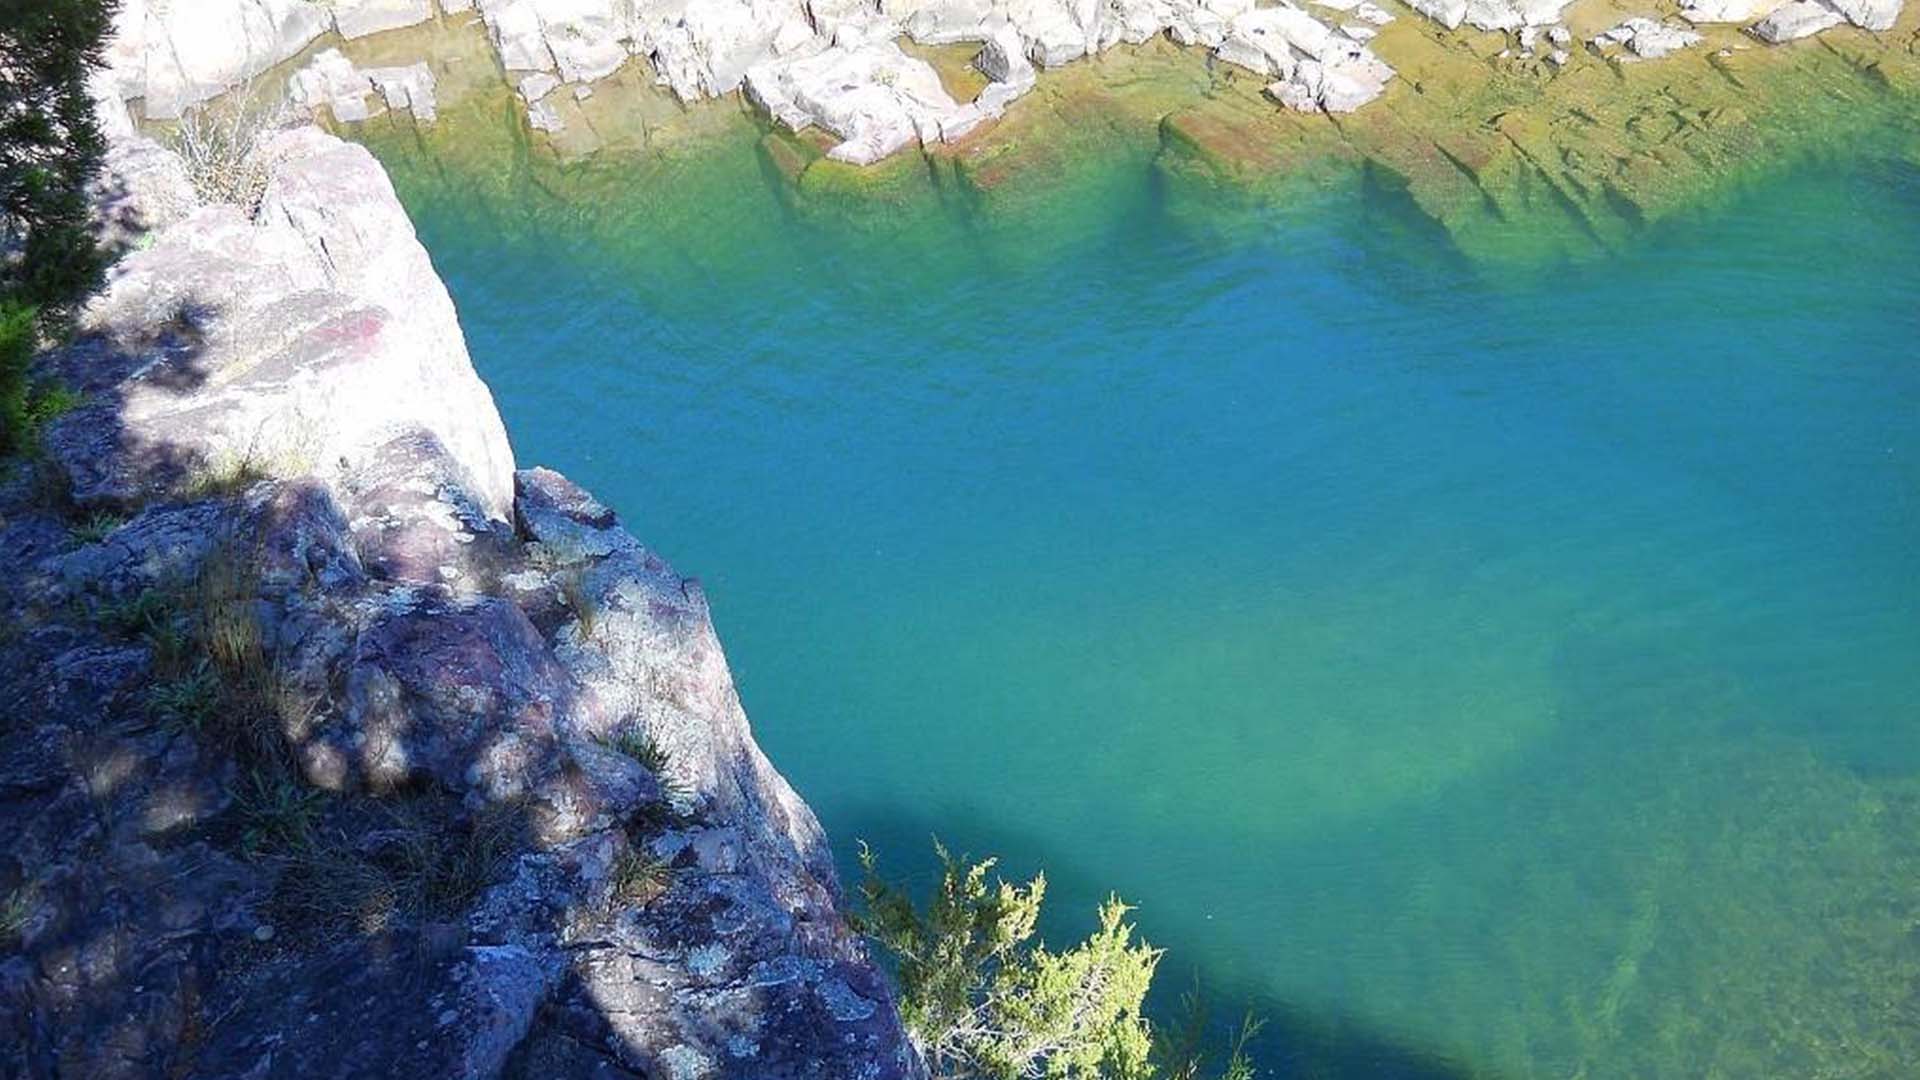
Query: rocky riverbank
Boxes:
[
  {"xmin": 104, "ymin": 0, "xmax": 1920, "ymax": 262},
  {"xmin": 0, "ymin": 82, "xmax": 920, "ymax": 1080}
]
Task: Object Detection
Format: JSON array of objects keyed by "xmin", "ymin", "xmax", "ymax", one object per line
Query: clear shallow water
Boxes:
[{"xmin": 376, "ymin": 133, "xmax": 1920, "ymax": 1076}]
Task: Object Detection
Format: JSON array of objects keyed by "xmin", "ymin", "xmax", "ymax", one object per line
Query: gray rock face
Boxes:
[
  {"xmin": 44, "ymin": 127, "xmax": 516, "ymax": 522},
  {"xmin": 3, "ymin": 105, "xmax": 920, "ymax": 1080}
]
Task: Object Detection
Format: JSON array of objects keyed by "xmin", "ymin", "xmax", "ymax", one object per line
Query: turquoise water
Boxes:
[{"xmin": 379, "ymin": 134, "xmax": 1920, "ymax": 1075}]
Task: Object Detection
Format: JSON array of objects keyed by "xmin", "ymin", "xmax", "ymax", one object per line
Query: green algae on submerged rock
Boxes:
[{"xmin": 280, "ymin": 0, "xmax": 1920, "ymax": 263}]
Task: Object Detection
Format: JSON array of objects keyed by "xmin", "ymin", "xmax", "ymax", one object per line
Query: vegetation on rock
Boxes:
[{"xmin": 857, "ymin": 842, "xmax": 1258, "ymax": 1080}]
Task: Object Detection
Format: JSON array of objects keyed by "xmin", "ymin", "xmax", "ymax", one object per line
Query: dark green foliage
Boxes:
[
  {"xmin": 0, "ymin": 300, "xmax": 76, "ymax": 456},
  {"xmin": 1, "ymin": 0, "xmax": 120, "ymax": 314},
  {"xmin": 855, "ymin": 841, "xmax": 1160, "ymax": 1078},
  {"xmin": 68, "ymin": 508, "xmax": 124, "ymax": 542}
]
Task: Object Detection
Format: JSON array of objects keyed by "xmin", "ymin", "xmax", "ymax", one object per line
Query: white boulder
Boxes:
[
  {"xmin": 330, "ymin": 0, "xmax": 435, "ymax": 38},
  {"xmin": 1750, "ymin": 0, "xmax": 1844, "ymax": 39},
  {"xmin": 367, "ymin": 64, "xmax": 438, "ymax": 121},
  {"xmin": 1824, "ymin": 0, "xmax": 1902, "ymax": 29},
  {"xmin": 112, "ymin": 0, "xmax": 331, "ymax": 119},
  {"xmin": 1596, "ymin": 17, "xmax": 1705, "ymax": 58},
  {"xmin": 745, "ymin": 39, "xmax": 976, "ymax": 164},
  {"xmin": 1678, "ymin": 0, "xmax": 1789, "ymax": 22},
  {"xmin": 288, "ymin": 49, "xmax": 378, "ymax": 122}
]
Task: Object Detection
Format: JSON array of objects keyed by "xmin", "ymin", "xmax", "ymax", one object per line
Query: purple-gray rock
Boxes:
[{"xmin": 2, "ymin": 100, "xmax": 920, "ymax": 1080}]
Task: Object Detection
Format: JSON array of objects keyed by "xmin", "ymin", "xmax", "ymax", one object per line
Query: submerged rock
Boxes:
[{"xmin": 1595, "ymin": 17, "xmax": 1706, "ymax": 59}]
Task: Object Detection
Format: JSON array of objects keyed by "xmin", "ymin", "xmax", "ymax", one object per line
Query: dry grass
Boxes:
[
  {"xmin": 168, "ymin": 93, "xmax": 293, "ymax": 215},
  {"xmin": 181, "ymin": 453, "xmax": 267, "ymax": 501},
  {"xmin": 610, "ymin": 847, "xmax": 674, "ymax": 907},
  {"xmin": 559, "ymin": 569, "xmax": 598, "ymax": 640},
  {"xmin": 187, "ymin": 540, "xmax": 292, "ymax": 771},
  {"xmin": 270, "ymin": 800, "xmax": 524, "ymax": 936}
]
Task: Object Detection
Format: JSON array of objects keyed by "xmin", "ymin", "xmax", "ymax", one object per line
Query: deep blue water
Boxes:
[{"xmin": 380, "ymin": 134, "xmax": 1920, "ymax": 1076}]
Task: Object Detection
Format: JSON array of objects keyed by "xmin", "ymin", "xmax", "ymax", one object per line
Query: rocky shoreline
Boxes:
[
  {"xmin": 99, "ymin": 0, "xmax": 1920, "ymax": 266},
  {"xmin": 106, "ymin": 0, "xmax": 1912, "ymax": 163},
  {"xmin": 0, "ymin": 77, "xmax": 920, "ymax": 1080}
]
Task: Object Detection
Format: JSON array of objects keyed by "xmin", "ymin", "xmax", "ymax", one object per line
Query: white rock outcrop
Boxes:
[
  {"xmin": 1750, "ymin": 0, "xmax": 1846, "ymax": 39},
  {"xmin": 69, "ymin": 126, "xmax": 517, "ymax": 519},
  {"xmin": 1678, "ymin": 0, "xmax": 1789, "ymax": 23},
  {"xmin": 104, "ymin": 0, "xmax": 1908, "ymax": 166},
  {"xmin": 107, "ymin": 0, "xmax": 331, "ymax": 118},
  {"xmin": 745, "ymin": 38, "xmax": 982, "ymax": 163},
  {"xmin": 289, "ymin": 49, "xmax": 438, "ymax": 123},
  {"xmin": 1594, "ymin": 17, "xmax": 1705, "ymax": 58},
  {"xmin": 1408, "ymin": 0, "xmax": 1573, "ymax": 31},
  {"xmin": 1824, "ymin": 0, "xmax": 1903, "ymax": 29},
  {"xmin": 1215, "ymin": 6, "xmax": 1395, "ymax": 112},
  {"xmin": 331, "ymin": 0, "xmax": 436, "ymax": 38}
]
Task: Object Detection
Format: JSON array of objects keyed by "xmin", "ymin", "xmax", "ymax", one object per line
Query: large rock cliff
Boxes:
[{"xmin": 0, "ymin": 87, "xmax": 921, "ymax": 1080}]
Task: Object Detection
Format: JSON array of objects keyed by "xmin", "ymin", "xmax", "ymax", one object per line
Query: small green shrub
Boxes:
[
  {"xmin": 600, "ymin": 725, "xmax": 689, "ymax": 807},
  {"xmin": 1, "ymin": 0, "xmax": 118, "ymax": 313},
  {"xmin": 0, "ymin": 302, "xmax": 78, "ymax": 459},
  {"xmin": 559, "ymin": 569, "xmax": 598, "ymax": 640},
  {"xmin": 856, "ymin": 842, "xmax": 1262, "ymax": 1080},
  {"xmin": 603, "ymin": 727, "xmax": 670, "ymax": 775},
  {"xmin": 855, "ymin": 842, "xmax": 1160, "ymax": 1079}
]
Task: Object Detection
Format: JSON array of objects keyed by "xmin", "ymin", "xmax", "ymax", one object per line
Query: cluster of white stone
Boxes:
[
  {"xmin": 106, "ymin": 0, "xmax": 1909, "ymax": 166},
  {"xmin": 288, "ymin": 49, "xmax": 439, "ymax": 122},
  {"xmin": 104, "ymin": 0, "xmax": 442, "ymax": 118},
  {"xmin": 459, "ymin": 0, "xmax": 1402, "ymax": 163},
  {"xmin": 1680, "ymin": 0, "xmax": 1900, "ymax": 37}
]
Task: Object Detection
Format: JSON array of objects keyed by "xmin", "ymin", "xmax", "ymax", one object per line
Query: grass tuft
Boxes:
[
  {"xmin": 610, "ymin": 846, "xmax": 674, "ymax": 907},
  {"xmin": 270, "ymin": 800, "xmax": 522, "ymax": 935},
  {"xmin": 0, "ymin": 884, "xmax": 34, "ymax": 948},
  {"xmin": 181, "ymin": 453, "xmax": 267, "ymax": 501},
  {"xmin": 69, "ymin": 511, "xmax": 126, "ymax": 544},
  {"xmin": 231, "ymin": 768, "xmax": 325, "ymax": 855},
  {"xmin": 559, "ymin": 569, "xmax": 598, "ymax": 640},
  {"xmin": 599, "ymin": 725, "xmax": 690, "ymax": 809},
  {"xmin": 149, "ymin": 662, "xmax": 220, "ymax": 733}
]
